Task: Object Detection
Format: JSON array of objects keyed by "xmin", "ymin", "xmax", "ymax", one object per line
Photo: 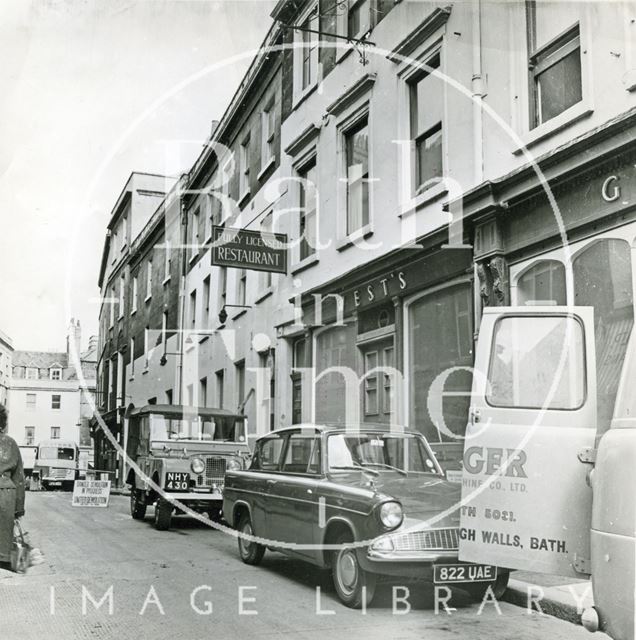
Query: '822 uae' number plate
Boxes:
[{"xmin": 433, "ymin": 564, "xmax": 497, "ymax": 584}]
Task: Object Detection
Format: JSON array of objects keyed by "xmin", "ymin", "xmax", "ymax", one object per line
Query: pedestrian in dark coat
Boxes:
[{"xmin": 0, "ymin": 405, "xmax": 25, "ymax": 570}]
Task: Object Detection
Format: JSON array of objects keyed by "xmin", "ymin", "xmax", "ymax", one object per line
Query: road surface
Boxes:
[{"xmin": 0, "ymin": 491, "xmax": 606, "ymax": 640}]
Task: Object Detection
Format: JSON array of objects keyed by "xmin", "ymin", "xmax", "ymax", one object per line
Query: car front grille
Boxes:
[
  {"xmin": 391, "ymin": 528, "xmax": 459, "ymax": 552},
  {"xmin": 194, "ymin": 457, "xmax": 227, "ymax": 487}
]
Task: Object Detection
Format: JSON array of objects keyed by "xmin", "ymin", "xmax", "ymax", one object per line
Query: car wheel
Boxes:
[
  {"xmin": 460, "ymin": 571, "xmax": 510, "ymax": 601},
  {"xmin": 130, "ymin": 488, "xmax": 147, "ymax": 520},
  {"xmin": 331, "ymin": 532, "xmax": 377, "ymax": 609},
  {"xmin": 207, "ymin": 507, "xmax": 223, "ymax": 523},
  {"xmin": 237, "ymin": 513, "xmax": 265, "ymax": 565},
  {"xmin": 491, "ymin": 571, "xmax": 510, "ymax": 599},
  {"xmin": 154, "ymin": 499, "xmax": 172, "ymax": 531}
]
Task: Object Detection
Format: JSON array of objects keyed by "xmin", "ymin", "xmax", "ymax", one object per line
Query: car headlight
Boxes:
[
  {"xmin": 226, "ymin": 458, "xmax": 241, "ymax": 471},
  {"xmin": 191, "ymin": 457, "xmax": 205, "ymax": 474},
  {"xmin": 379, "ymin": 501, "xmax": 403, "ymax": 529}
]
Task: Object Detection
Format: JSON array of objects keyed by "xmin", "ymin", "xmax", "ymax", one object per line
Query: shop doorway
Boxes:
[{"xmin": 360, "ymin": 337, "xmax": 395, "ymax": 424}]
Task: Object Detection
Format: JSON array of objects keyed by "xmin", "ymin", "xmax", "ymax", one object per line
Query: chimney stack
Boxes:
[{"xmin": 67, "ymin": 318, "xmax": 82, "ymax": 360}]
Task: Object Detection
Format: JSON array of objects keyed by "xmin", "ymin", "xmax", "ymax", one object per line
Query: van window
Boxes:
[
  {"xmin": 39, "ymin": 446, "xmax": 76, "ymax": 461},
  {"xmin": 487, "ymin": 315, "xmax": 586, "ymax": 410}
]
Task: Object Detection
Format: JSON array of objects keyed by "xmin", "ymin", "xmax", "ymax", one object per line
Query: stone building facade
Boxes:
[
  {"xmin": 95, "ymin": 1, "xmax": 636, "ymax": 473},
  {"xmin": 9, "ymin": 319, "xmax": 96, "ymax": 448},
  {"xmin": 94, "ymin": 172, "xmax": 177, "ymax": 480}
]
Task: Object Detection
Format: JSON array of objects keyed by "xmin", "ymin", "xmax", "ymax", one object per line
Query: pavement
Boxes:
[
  {"xmin": 503, "ymin": 571, "xmax": 594, "ymax": 626},
  {"xmin": 0, "ymin": 491, "xmax": 608, "ymax": 640}
]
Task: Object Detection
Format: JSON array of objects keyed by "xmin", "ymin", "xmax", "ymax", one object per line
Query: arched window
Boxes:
[
  {"xmin": 516, "ymin": 259, "xmax": 566, "ymax": 306},
  {"xmin": 573, "ymin": 238, "xmax": 634, "ymax": 431}
]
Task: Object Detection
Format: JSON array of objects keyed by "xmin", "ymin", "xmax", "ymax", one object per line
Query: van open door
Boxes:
[{"xmin": 459, "ymin": 306, "xmax": 596, "ymax": 578}]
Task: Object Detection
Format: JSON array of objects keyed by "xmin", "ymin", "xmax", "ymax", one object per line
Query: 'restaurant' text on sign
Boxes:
[{"xmin": 211, "ymin": 226, "xmax": 288, "ymax": 274}]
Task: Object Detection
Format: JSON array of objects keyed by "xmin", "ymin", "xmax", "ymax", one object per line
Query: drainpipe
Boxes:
[
  {"xmin": 176, "ymin": 178, "xmax": 188, "ymax": 405},
  {"xmin": 472, "ymin": 0, "xmax": 484, "ymax": 185},
  {"xmin": 471, "ymin": 0, "xmax": 485, "ymax": 344}
]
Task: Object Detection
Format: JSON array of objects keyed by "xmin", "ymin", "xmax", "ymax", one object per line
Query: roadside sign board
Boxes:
[
  {"xmin": 211, "ymin": 225, "xmax": 288, "ymax": 274},
  {"xmin": 72, "ymin": 480, "xmax": 111, "ymax": 507}
]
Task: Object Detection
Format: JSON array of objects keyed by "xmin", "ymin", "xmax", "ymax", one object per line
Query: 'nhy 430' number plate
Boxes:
[
  {"xmin": 165, "ymin": 472, "xmax": 190, "ymax": 491},
  {"xmin": 433, "ymin": 564, "xmax": 497, "ymax": 583}
]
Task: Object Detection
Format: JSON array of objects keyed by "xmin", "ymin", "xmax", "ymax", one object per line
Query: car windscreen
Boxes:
[
  {"xmin": 148, "ymin": 413, "xmax": 246, "ymax": 442},
  {"xmin": 327, "ymin": 432, "xmax": 438, "ymax": 474}
]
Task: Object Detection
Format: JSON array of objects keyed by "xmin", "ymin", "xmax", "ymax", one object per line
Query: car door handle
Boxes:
[
  {"xmin": 306, "ymin": 489, "xmax": 313, "ymax": 494},
  {"xmin": 266, "ymin": 479, "xmax": 277, "ymax": 485}
]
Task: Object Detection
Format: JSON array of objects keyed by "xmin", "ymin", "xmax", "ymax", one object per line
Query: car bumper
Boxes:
[
  {"xmin": 360, "ymin": 548, "xmax": 459, "ymax": 578},
  {"xmin": 162, "ymin": 491, "xmax": 223, "ymax": 503}
]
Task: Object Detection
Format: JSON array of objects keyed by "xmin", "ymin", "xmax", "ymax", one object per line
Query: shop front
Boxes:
[
  {"xmin": 290, "ymin": 113, "xmax": 636, "ymax": 474},
  {"xmin": 292, "ymin": 242, "xmax": 474, "ymax": 467},
  {"xmin": 466, "ymin": 114, "xmax": 636, "ymax": 441}
]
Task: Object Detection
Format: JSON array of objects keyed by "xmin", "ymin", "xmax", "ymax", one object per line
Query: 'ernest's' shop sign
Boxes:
[{"xmin": 211, "ymin": 226, "xmax": 288, "ymax": 274}]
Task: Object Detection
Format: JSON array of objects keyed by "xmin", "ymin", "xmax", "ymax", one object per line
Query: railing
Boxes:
[{"xmin": 84, "ymin": 469, "xmax": 117, "ymax": 483}]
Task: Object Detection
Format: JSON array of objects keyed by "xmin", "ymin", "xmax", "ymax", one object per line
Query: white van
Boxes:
[
  {"xmin": 34, "ymin": 440, "xmax": 79, "ymax": 490},
  {"xmin": 459, "ymin": 306, "xmax": 634, "ymax": 640}
]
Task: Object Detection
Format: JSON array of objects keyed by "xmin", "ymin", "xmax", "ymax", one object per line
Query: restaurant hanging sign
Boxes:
[{"xmin": 211, "ymin": 226, "xmax": 288, "ymax": 274}]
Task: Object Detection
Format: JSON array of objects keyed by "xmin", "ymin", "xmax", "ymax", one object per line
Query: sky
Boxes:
[{"xmin": 0, "ymin": 0, "xmax": 276, "ymax": 351}]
